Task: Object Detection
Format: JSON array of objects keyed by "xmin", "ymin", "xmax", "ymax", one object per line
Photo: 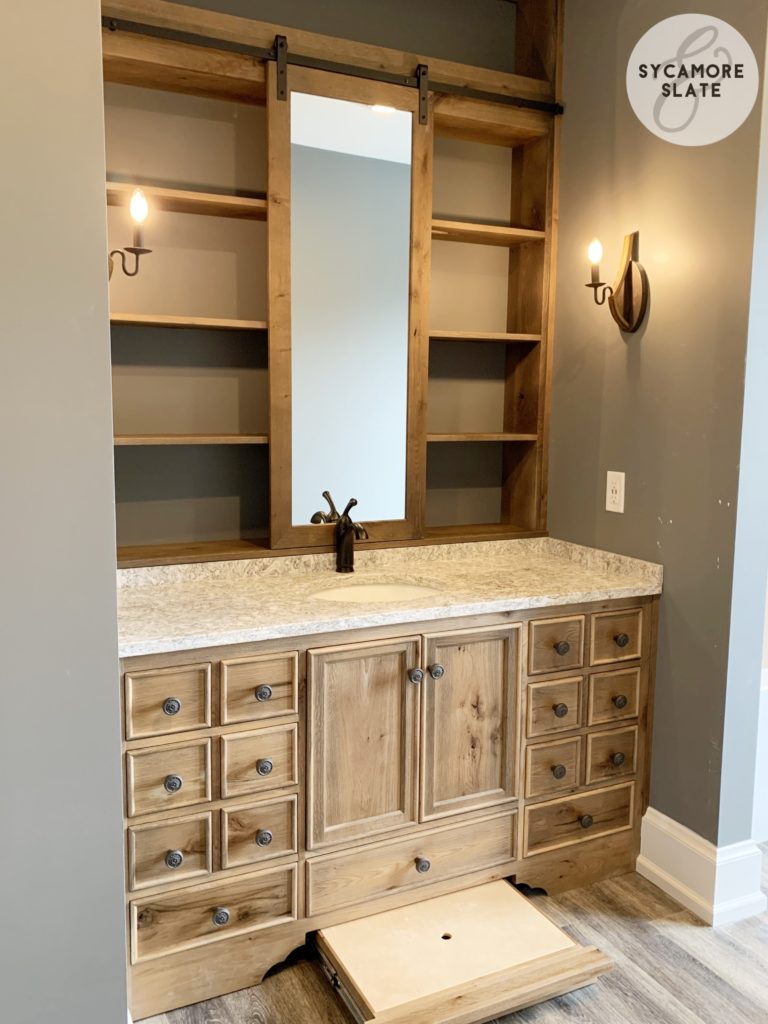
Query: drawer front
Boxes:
[
  {"xmin": 524, "ymin": 783, "xmax": 634, "ymax": 856},
  {"xmin": 222, "ymin": 795, "xmax": 298, "ymax": 869},
  {"xmin": 126, "ymin": 739, "xmax": 211, "ymax": 818},
  {"xmin": 128, "ymin": 812, "xmax": 212, "ymax": 891},
  {"xmin": 526, "ymin": 677, "xmax": 582, "ymax": 737},
  {"xmin": 591, "ymin": 608, "xmax": 643, "ymax": 665},
  {"xmin": 525, "ymin": 737, "xmax": 582, "ymax": 798},
  {"xmin": 528, "ymin": 616, "xmax": 585, "ymax": 676},
  {"xmin": 221, "ymin": 653, "xmax": 299, "ymax": 725},
  {"xmin": 131, "ymin": 863, "xmax": 297, "ymax": 962},
  {"xmin": 221, "ymin": 724, "xmax": 298, "ymax": 799},
  {"xmin": 124, "ymin": 663, "xmax": 211, "ymax": 740},
  {"xmin": 588, "ymin": 668, "xmax": 641, "ymax": 726},
  {"xmin": 586, "ymin": 727, "xmax": 638, "ymax": 786},
  {"xmin": 307, "ymin": 812, "xmax": 516, "ymax": 917}
]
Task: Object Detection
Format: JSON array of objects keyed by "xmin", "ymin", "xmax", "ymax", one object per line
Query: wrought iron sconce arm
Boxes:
[
  {"xmin": 585, "ymin": 231, "xmax": 649, "ymax": 332},
  {"xmin": 109, "ymin": 245, "xmax": 152, "ymax": 278}
]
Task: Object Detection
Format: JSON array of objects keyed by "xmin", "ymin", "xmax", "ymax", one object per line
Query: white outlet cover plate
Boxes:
[{"xmin": 606, "ymin": 471, "xmax": 625, "ymax": 513}]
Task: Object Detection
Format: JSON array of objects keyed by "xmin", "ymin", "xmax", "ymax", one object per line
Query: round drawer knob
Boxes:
[
  {"xmin": 408, "ymin": 668, "xmax": 424, "ymax": 684},
  {"xmin": 551, "ymin": 763, "xmax": 567, "ymax": 780},
  {"xmin": 163, "ymin": 774, "xmax": 183, "ymax": 794},
  {"xmin": 255, "ymin": 685, "xmax": 273, "ymax": 703},
  {"xmin": 552, "ymin": 702, "xmax": 569, "ymax": 719},
  {"xmin": 579, "ymin": 814, "xmax": 594, "ymax": 829},
  {"xmin": 164, "ymin": 849, "xmax": 184, "ymax": 870},
  {"xmin": 429, "ymin": 664, "xmax": 445, "ymax": 680},
  {"xmin": 255, "ymin": 829, "xmax": 273, "ymax": 847},
  {"xmin": 553, "ymin": 640, "xmax": 571, "ymax": 657},
  {"xmin": 415, "ymin": 857, "xmax": 431, "ymax": 874},
  {"xmin": 212, "ymin": 907, "xmax": 231, "ymax": 927},
  {"xmin": 614, "ymin": 632, "xmax": 630, "ymax": 648},
  {"xmin": 162, "ymin": 697, "xmax": 182, "ymax": 716},
  {"xmin": 610, "ymin": 752, "xmax": 626, "ymax": 767},
  {"xmin": 612, "ymin": 694, "xmax": 628, "ymax": 710},
  {"xmin": 256, "ymin": 758, "xmax": 273, "ymax": 777}
]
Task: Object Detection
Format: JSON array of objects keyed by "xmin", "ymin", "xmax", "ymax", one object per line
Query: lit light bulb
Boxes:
[
  {"xmin": 587, "ymin": 238, "xmax": 603, "ymax": 265},
  {"xmin": 371, "ymin": 104, "xmax": 396, "ymax": 115},
  {"xmin": 129, "ymin": 188, "xmax": 149, "ymax": 225}
]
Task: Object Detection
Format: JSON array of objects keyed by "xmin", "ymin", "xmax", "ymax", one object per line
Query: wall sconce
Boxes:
[
  {"xmin": 585, "ymin": 231, "xmax": 649, "ymax": 333},
  {"xmin": 109, "ymin": 188, "xmax": 152, "ymax": 278}
]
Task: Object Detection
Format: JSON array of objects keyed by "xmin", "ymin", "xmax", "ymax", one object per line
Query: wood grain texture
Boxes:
[
  {"xmin": 125, "ymin": 663, "xmax": 212, "ymax": 741},
  {"xmin": 106, "ymin": 181, "xmax": 267, "ymax": 219},
  {"xmin": 220, "ymin": 652, "xmax": 298, "ymax": 725},
  {"xmin": 523, "ymin": 783, "xmax": 634, "ymax": 858},
  {"xmin": 526, "ymin": 677, "xmax": 583, "ymax": 738},
  {"xmin": 114, "ymin": 433, "xmax": 269, "ymax": 446},
  {"xmin": 110, "ymin": 313, "xmax": 268, "ymax": 330},
  {"xmin": 528, "ymin": 615, "xmax": 585, "ymax": 676},
  {"xmin": 128, "ymin": 812, "xmax": 213, "ymax": 891},
  {"xmin": 432, "ymin": 219, "xmax": 546, "ymax": 246},
  {"xmin": 525, "ymin": 736, "xmax": 582, "ymax": 799},
  {"xmin": 590, "ymin": 608, "xmax": 643, "ymax": 665},
  {"xmin": 221, "ymin": 795, "xmax": 298, "ymax": 869},
  {"xmin": 588, "ymin": 668, "xmax": 641, "ymax": 726},
  {"xmin": 585, "ymin": 727, "xmax": 638, "ymax": 787},
  {"xmin": 126, "ymin": 739, "xmax": 212, "ymax": 817},
  {"xmin": 221, "ymin": 723, "xmax": 298, "ymax": 799}
]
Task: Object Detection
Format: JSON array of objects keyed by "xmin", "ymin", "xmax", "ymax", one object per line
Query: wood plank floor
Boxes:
[{"xmin": 145, "ymin": 851, "xmax": 768, "ymax": 1024}]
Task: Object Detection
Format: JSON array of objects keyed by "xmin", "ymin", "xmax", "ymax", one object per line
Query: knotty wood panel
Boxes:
[
  {"xmin": 125, "ymin": 662, "xmax": 211, "ymax": 740},
  {"xmin": 126, "ymin": 738, "xmax": 212, "ymax": 817},
  {"xmin": 221, "ymin": 652, "xmax": 299, "ymax": 724},
  {"xmin": 524, "ymin": 783, "xmax": 634, "ymax": 857},
  {"xmin": 128, "ymin": 811, "xmax": 212, "ymax": 890},
  {"xmin": 222, "ymin": 795, "xmax": 298, "ymax": 869},
  {"xmin": 221, "ymin": 724, "xmax": 298, "ymax": 799}
]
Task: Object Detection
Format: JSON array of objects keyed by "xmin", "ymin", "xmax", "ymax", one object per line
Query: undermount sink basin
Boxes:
[{"xmin": 312, "ymin": 582, "xmax": 442, "ymax": 603}]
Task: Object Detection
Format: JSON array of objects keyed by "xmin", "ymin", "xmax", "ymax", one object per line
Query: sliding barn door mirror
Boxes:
[{"xmin": 268, "ymin": 65, "xmax": 431, "ymax": 549}]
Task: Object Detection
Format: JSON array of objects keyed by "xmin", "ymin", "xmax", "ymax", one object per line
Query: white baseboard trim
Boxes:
[{"xmin": 638, "ymin": 807, "xmax": 766, "ymax": 926}]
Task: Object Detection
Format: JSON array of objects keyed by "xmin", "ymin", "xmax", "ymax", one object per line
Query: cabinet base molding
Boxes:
[{"xmin": 637, "ymin": 807, "xmax": 767, "ymax": 926}]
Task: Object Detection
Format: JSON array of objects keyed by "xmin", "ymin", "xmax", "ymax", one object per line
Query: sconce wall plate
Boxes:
[{"xmin": 608, "ymin": 231, "xmax": 648, "ymax": 333}]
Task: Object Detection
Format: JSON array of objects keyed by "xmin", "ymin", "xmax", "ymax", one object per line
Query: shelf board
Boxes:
[
  {"xmin": 117, "ymin": 537, "xmax": 269, "ymax": 568},
  {"xmin": 427, "ymin": 433, "xmax": 538, "ymax": 443},
  {"xmin": 114, "ymin": 434, "xmax": 269, "ymax": 446},
  {"xmin": 110, "ymin": 313, "xmax": 268, "ymax": 331},
  {"xmin": 429, "ymin": 330, "xmax": 541, "ymax": 344},
  {"xmin": 424, "ymin": 524, "xmax": 547, "ymax": 540},
  {"xmin": 106, "ymin": 181, "xmax": 267, "ymax": 220},
  {"xmin": 431, "ymin": 219, "xmax": 546, "ymax": 247}
]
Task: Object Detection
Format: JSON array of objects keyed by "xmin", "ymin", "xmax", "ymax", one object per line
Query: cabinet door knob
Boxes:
[
  {"xmin": 162, "ymin": 697, "xmax": 182, "ymax": 716},
  {"xmin": 256, "ymin": 758, "xmax": 273, "ymax": 777},
  {"xmin": 429, "ymin": 664, "xmax": 445, "ymax": 680},
  {"xmin": 415, "ymin": 857, "xmax": 431, "ymax": 873},
  {"xmin": 610, "ymin": 751, "xmax": 626, "ymax": 767},
  {"xmin": 612, "ymin": 694, "xmax": 628, "ymax": 709},
  {"xmin": 164, "ymin": 849, "xmax": 184, "ymax": 869},
  {"xmin": 553, "ymin": 640, "xmax": 570, "ymax": 657},
  {"xmin": 212, "ymin": 907, "xmax": 231, "ymax": 927},
  {"xmin": 579, "ymin": 814, "xmax": 594, "ymax": 829},
  {"xmin": 255, "ymin": 828, "xmax": 273, "ymax": 847},
  {"xmin": 255, "ymin": 685, "xmax": 273, "ymax": 702},
  {"xmin": 614, "ymin": 632, "xmax": 630, "ymax": 648},
  {"xmin": 551, "ymin": 763, "xmax": 567, "ymax": 780},
  {"xmin": 163, "ymin": 774, "xmax": 183, "ymax": 793},
  {"xmin": 552, "ymin": 702, "xmax": 569, "ymax": 719},
  {"xmin": 408, "ymin": 668, "xmax": 424, "ymax": 684}
]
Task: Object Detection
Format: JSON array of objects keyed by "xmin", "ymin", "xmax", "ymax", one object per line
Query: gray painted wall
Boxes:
[
  {"xmin": 0, "ymin": 3, "xmax": 127, "ymax": 1022},
  {"xmin": 549, "ymin": 0, "xmax": 767, "ymax": 844}
]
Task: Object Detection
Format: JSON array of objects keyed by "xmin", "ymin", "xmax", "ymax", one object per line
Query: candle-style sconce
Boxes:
[
  {"xmin": 586, "ymin": 231, "xmax": 649, "ymax": 333},
  {"xmin": 109, "ymin": 188, "xmax": 152, "ymax": 278}
]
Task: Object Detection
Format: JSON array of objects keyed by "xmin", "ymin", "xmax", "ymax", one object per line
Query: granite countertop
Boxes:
[{"xmin": 117, "ymin": 538, "xmax": 662, "ymax": 658}]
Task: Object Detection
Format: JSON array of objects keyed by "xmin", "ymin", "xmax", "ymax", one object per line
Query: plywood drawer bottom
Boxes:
[
  {"xmin": 307, "ymin": 811, "xmax": 516, "ymax": 917},
  {"xmin": 524, "ymin": 784, "xmax": 634, "ymax": 857}
]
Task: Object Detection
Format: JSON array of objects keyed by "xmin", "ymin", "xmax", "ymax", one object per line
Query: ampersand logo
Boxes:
[{"xmin": 626, "ymin": 15, "xmax": 759, "ymax": 146}]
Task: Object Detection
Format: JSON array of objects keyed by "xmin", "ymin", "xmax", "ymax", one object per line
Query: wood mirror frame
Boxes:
[{"xmin": 267, "ymin": 63, "xmax": 432, "ymax": 549}]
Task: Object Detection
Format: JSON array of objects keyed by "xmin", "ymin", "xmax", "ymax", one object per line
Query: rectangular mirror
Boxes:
[{"xmin": 290, "ymin": 92, "xmax": 413, "ymax": 526}]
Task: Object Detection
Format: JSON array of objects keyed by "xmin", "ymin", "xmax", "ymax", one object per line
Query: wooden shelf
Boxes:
[
  {"xmin": 427, "ymin": 433, "xmax": 538, "ymax": 443},
  {"xmin": 429, "ymin": 330, "xmax": 541, "ymax": 344},
  {"xmin": 431, "ymin": 219, "xmax": 545, "ymax": 247},
  {"xmin": 110, "ymin": 313, "xmax": 268, "ymax": 331},
  {"xmin": 107, "ymin": 181, "xmax": 267, "ymax": 220},
  {"xmin": 424, "ymin": 523, "xmax": 547, "ymax": 540},
  {"xmin": 117, "ymin": 537, "xmax": 270, "ymax": 568},
  {"xmin": 114, "ymin": 434, "xmax": 269, "ymax": 446}
]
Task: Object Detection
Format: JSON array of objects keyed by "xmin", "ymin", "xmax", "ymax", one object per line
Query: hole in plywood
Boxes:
[{"xmin": 441, "ymin": 932, "xmax": 452, "ymax": 940}]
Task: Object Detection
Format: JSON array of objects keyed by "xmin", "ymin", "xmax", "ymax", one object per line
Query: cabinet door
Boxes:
[
  {"xmin": 307, "ymin": 636, "xmax": 422, "ymax": 848},
  {"xmin": 421, "ymin": 625, "xmax": 519, "ymax": 820}
]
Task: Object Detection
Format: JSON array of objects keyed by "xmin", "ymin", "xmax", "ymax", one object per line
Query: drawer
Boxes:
[
  {"xmin": 307, "ymin": 811, "xmax": 516, "ymax": 917},
  {"xmin": 221, "ymin": 652, "xmax": 299, "ymax": 725},
  {"xmin": 124, "ymin": 663, "xmax": 211, "ymax": 740},
  {"xmin": 586, "ymin": 727, "xmax": 638, "ymax": 786},
  {"xmin": 528, "ymin": 616, "xmax": 585, "ymax": 676},
  {"xmin": 130, "ymin": 862, "xmax": 297, "ymax": 962},
  {"xmin": 221, "ymin": 724, "xmax": 298, "ymax": 799},
  {"xmin": 590, "ymin": 608, "xmax": 643, "ymax": 665},
  {"xmin": 525, "ymin": 737, "xmax": 582, "ymax": 798},
  {"xmin": 127, "ymin": 811, "xmax": 212, "ymax": 891},
  {"xmin": 523, "ymin": 783, "xmax": 634, "ymax": 856},
  {"xmin": 126, "ymin": 739, "xmax": 211, "ymax": 818},
  {"xmin": 588, "ymin": 668, "xmax": 641, "ymax": 725},
  {"xmin": 526, "ymin": 677, "xmax": 583, "ymax": 737},
  {"xmin": 222, "ymin": 795, "xmax": 298, "ymax": 869}
]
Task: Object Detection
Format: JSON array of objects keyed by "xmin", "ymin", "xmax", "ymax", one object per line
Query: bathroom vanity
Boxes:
[{"xmin": 118, "ymin": 540, "xmax": 661, "ymax": 1019}]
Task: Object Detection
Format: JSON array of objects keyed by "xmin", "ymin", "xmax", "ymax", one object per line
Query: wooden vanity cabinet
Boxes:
[{"xmin": 120, "ymin": 595, "xmax": 657, "ymax": 1019}]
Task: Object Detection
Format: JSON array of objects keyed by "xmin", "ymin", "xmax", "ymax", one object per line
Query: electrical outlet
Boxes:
[{"xmin": 606, "ymin": 471, "xmax": 625, "ymax": 513}]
